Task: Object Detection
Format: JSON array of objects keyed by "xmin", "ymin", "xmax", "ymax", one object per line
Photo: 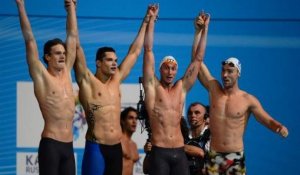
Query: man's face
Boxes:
[
  {"xmin": 188, "ymin": 104, "xmax": 206, "ymax": 128},
  {"xmin": 46, "ymin": 44, "xmax": 66, "ymax": 69},
  {"xmin": 97, "ymin": 51, "xmax": 118, "ymax": 76},
  {"xmin": 123, "ymin": 111, "xmax": 138, "ymax": 133},
  {"xmin": 221, "ymin": 63, "xmax": 239, "ymax": 89},
  {"xmin": 160, "ymin": 63, "xmax": 177, "ymax": 85}
]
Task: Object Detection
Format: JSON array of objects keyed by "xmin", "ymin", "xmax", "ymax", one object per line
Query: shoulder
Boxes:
[
  {"xmin": 111, "ymin": 69, "xmax": 123, "ymax": 82},
  {"xmin": 240, "ymin": 90, "xmax": 260, "ymax": 108},
  {"xmin": 240, "ymin": 90, "xmax": 254, "ymax": 100},
  {"xmin": 130, "ymin": 140, "xmax": 138, "ymax": 149},
  {"xmin": 172, "ymin": 80, "xmax": 184, "ymax": 89}
]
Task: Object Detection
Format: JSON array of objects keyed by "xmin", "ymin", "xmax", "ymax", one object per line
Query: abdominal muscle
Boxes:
[
  {"xmin": 39, "ymin": 91, "xmax": 75, "ymax": 143},
  {"xmin": 86, "ymin": 104, "xmax": 122, "ymax": 145},
  {"xmin": 149, "ymin": 108, "xmax": 184, "ymax": 148},
  {"xmin": 209, "ymin": 116, "xmax": 245, "ymax": 152}
]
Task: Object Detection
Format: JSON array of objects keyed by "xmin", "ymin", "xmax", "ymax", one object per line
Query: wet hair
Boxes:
[
  {"xmin": 187, "ymin": 102, "xmax": 209, "ymax": 119},
  {"xmin": 96, "ymin": 47, "xmax": 116, "ymax": 61},
  {"xmin": 43, "ymin": 38, "xmax": 65, "ymax": 65}
]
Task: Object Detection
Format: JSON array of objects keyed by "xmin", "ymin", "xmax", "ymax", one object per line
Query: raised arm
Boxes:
[
  {"xmin": 143, "ymin": 4, "xmax": 159, "ymax": 91},
  {"xmin": 191, "ymin": 12, "xmax": 204, "ymax": 59},
  {"xmin": 70, "ymin": 1, "xmax": 93, "ymax": 85},
  {"xmin": 64, "ymin": 0, "xmax": 78, "ymax": 70},
  {"xmin": 182, "ymin": 12, "xmax": 210, "ymax": 92},
  {"xmin": 118, "ymin": 5, "xmax": 153, "ymax": 81},
  {"xmin": 16, "ymin": 0, "xmax": 43, "ymax": 79},
  {"xmin": 196, "ymin": 13, "xmax": 218, "ymax": 91},
  {"xmin": 250, "ymin": 95, "xmax": 289, "ymax": 138}
]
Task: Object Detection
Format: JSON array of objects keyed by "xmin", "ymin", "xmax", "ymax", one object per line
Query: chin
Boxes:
[
  {"xmin": 56, "ymin": 65, "xmax": 65, "ymax": 70},
  {"xmin": 165, "ymin": 79, "xmax": 173, "ymax": 84},
  {"xmin": 224, "ymin": 84, "xmax": 233, "ymax": 89}
]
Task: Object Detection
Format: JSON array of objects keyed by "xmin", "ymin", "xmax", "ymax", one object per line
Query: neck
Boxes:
[
  {"xmin": 47, "ymin": 67, "xmax": 64, "ymax": 77},
  {"xmin": 191, "ymin": 125, "xmax": 205, "ymax": 137},
  {"xmin": 224, "ymin": 83, "xmax": 239, "ymax": 95},
  {"xmin": 95, "ymin": 70, "xmax": 111, "ymax": 83},
  {"xmin": 160, "ymin": 80, "xmax": 173, "ymax": 90},
  {"xmin": 123, "ymin": 131, "xmax": 133, "ymax": 138}
]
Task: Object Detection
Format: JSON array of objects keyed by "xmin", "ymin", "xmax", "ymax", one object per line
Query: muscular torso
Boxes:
[
  {"xmin": 34, "ymin": 68, "xmax": 75, "ymax": 142},
  {"xmin": 209, "ymin": 90, "xmax": 250, "ymax": 152},
  {"xmin": 145, "ymin": 81, "xmax": 185, "ymax": 148},
  {"xmin": 78, "ymin": 71, "xmax": 122, "ymax": 145},
  {"xmin": 121, "ymin": 135, "xmax": 139, "ymax": 175}
]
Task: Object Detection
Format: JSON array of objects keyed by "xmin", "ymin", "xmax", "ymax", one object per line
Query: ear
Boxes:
[
  {"xmin": 45, "ymin": 54, "xmax": 51, "ymax": 62},
  {"xmin": 120, "ymin": 120, "xmax": 125, "ymax": 127},
  {"xmin": 96, "ymin": 60, "xmax": 101, "ymax": 68}
]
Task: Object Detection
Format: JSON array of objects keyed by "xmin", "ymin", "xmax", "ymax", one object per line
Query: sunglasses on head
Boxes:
[{"xmin": 222, "ymin": 61, "xmax": 235, "ymax": 67}]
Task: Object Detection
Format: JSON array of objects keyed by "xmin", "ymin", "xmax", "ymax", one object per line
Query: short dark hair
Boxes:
[
  {"xmin": 43, "ymin": 38, "xmax": 65, "ymax": 65},
  {"xmin": 187, "ymin": 102, "xmax": 209, "ymax": 119},
  {"xmin": 120, "ymin": 106, "xmax": 138, "ymax": 129},
  {"xmin": 121, "ymin": 107, "xmax": 138, "ymax": 121},
  {"xmin": 96, "ymin": 47, "xmax": 115, "ymax": 61}
]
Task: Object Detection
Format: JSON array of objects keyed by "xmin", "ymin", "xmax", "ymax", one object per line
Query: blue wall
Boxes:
[{"xmin": 1, "ymin": 0, "xmax": 300, "ymax": 174}]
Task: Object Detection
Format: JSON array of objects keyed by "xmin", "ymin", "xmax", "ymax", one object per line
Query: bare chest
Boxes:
[
  {"xmin": 89, "ymin": 80, "xmax": 121, "ymax": 103},
  {"xmin": 122, "ymin": 140, "xmax": 137, "ymax": 160},
  {"xmin": 155, "ymin": 87, "xmax": 183, "ymax": 109},
  {"xmin": 212, "ymin": 95, "xmax": 249, "ymax": 120},
  {"xmin": 35, "ymin": 75, "xmax": 73, "ymax": 101}
]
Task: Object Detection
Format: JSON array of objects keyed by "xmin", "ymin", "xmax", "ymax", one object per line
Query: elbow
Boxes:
[
  {"xmin": 69, "ymin": 30, "xmax": 78, "ymax": 40},
  {"xmin": 144, "ymin": 44, "xmax": 153, "ymax": 52},
  {"xmin": 23, "ymin": 31, "xmax": 35, "ymax": 42},
  {"xmin": 128, "ymin": 44, "xmax": 142, "ymax": 57},
  {"xmin": 76, "ymin": 40, "xmax": 81, "ymax": 50},
  {"xmin": 195, "ymin": 53, "xmax": 204, "ymax": 62}
]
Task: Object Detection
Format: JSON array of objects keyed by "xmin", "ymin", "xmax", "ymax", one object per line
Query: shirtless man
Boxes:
[
  {"xmin": 197, "ymin": 57, "xmax": 289, "ymax": 173},
  {"xmin": 16, "ymin": 0, "xmax": 77, "ymax": 174},
  {"xmin": 74, "ymin": 5, "xmax": 154, "ymax": 175},
  {"xmin": 120, "ymin": 107, "xmax": 139, "ymax": 175},
  {"xmin": 142, "ymin": 7, "xmax": 210, "ymax": 175}
]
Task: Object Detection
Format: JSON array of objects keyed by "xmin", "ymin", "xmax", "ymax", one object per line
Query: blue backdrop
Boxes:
[{"xmin": 1, "ymin": 0, "xmax": 299, "ymax": 174}]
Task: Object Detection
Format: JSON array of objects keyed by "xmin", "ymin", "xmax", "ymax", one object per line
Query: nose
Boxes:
[{"xmin": 222, "ymin": 72, "xmax": 228, "ymax": 78}]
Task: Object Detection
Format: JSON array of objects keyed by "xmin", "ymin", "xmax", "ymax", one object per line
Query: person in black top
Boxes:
[{"xmin": 184, "ymin": 102, "xmax": 210, "ymax": 175}]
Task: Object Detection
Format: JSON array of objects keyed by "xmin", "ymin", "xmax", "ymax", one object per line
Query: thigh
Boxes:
[
  {"xmin": 226, "ymin": 152, "xmax": 246, "ymax": 175},
  {"xmin": 170, "ymin": 148, "xmax": 189, "ymax": 175},
  {"xmin": 99, "ymin": 143, "xmax": 123, "ymax": 175},
  {"xmin": 38, "ymin": 138, "xmax": 59, "ymax": 175},
  {"xmin": 60, "ymin": 145, "xmax": 76, "ymax": 175},
  {"xmin": 148, "ymin": 147, "xmax": 170, "ymax": 175},
  {"xmin": 82, "ymin": 141, "xmax": 105, "ymax": 175}
]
